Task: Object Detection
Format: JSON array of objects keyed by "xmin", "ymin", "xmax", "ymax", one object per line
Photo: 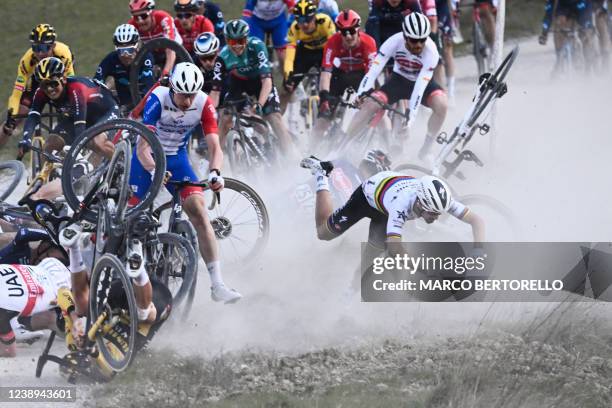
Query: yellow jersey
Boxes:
[
  {"xmin": 284, "ymin": 13, "xmax": 336, "ymax": 77},
  {"xmin": 7, "ymin": 41, "xmax": 75, "ymax": 113}
]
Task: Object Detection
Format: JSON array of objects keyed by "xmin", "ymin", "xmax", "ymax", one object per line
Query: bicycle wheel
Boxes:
[
  {"xmin": 89, "ymin": 254, "xmax": 137, "ymax": 372},
  {"xmin": 129, "ymin": 38, "xmax": 193, "ymax": 107},
  {"xmin": 61, "ymin": 119, "xmax": 166, "ymax": 223},
  {"xmin": 30, "ymin": 137, "xmax": 43, "ymax": 182},
  {"xmin": 173, "ymin": 220, "xmax": 199, "ymax": 317},
  {"xmin": 226, "ymin": 130, "xmax": 252, "ymax": 177},
  {"xmin": 0, "ymin": 160, "xmax": 25, "ymax": 202},
  {"xmin": 104, "ymin": 139, "xmax": 132, "ymax": 223},
  {"xmin": 149, "ymin": 232, "xmax": 197, "ymax": 310},
  {"xmin": 393, "ymin": 163, "xmax": 464, "ymax": 195},
  {"xmin": 467, "ymin": 46, "xmax": 519, "ymax": 128},
  {"xmin": 204, "ymin": 178, "xmax": 270, "ymax": 267}
]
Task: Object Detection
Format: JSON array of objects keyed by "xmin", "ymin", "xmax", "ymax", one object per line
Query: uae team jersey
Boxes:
[
  {"xmin": 362, "ymin": 171, "xmax": 467, "ymax": 238},
  {"xmin": 0, "ymin": 258, "xmax": 70, "ymax": 317}
]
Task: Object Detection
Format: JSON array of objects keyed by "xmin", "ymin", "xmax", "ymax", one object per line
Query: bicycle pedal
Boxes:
[{"xmin": 479, "ymin": 124, "xmax": 490, "ymax": 135}]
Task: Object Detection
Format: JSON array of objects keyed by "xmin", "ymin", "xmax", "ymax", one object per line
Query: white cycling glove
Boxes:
[{"xmin": 208, "ymin": 170, "xmax": 224, "ymax": 191}]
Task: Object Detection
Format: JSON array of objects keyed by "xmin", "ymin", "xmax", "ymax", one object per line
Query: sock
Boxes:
[
  {"xmin": 207, "ymin": 261, "xmax": 223, "ymax": 287},
  {"xmin": 315, "ymin": 174, "xmax": 330, "ymax": 192},
  {"xmin": 132, "ymin": 264, "xmax": 149, "ymax": 287},
  {"xmin": 69, "ymin": 246, "xmax": 84, "ymax": 274},
  {"xmin": 446, "ymin": 76, "xmax": 455, "ymax": 98}
]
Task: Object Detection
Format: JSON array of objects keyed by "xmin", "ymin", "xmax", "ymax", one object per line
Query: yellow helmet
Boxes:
[
  {"xmin": 30, "ymin": 23, "xmax": 57, "ymax": 44},
  {"xmin": 35, "ymin": 57, "xmax": 66, "ymax": 81}
]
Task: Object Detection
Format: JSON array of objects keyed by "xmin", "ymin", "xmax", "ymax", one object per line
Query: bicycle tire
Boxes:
[
  {"xmin": 457, "ymin": 194, "xmax": 521, "ymax": 240},
  {"xmin": 467, "ymin": 46, "xmax": 519, "ymax": 128},
  {"xmin": 152, "ymin": 232, "xmax": 197, "ymax": 310},
  {"xmin": 226, "ymin": 130, "xmax": 251, "ymax": 176},
  {"xmin": 0, "ymin": 160, "xmax": 25, "ymax": 202},
  {"xmin": 61, "ymin": 119, "xmax": 166, "ymax": 223},
  {"xmin": 129, "ymin": 38, "xmax": 193, "ymax": 107},
  {"xmin": 31, "ymin": 138, "xmax": 43, "ymax": 182},
  {"xmin": 393, "ymin": 163, "xmax": 461, "ymax": 196},
  {"xmin": 104, "ymin": 139, "xmax": 132, "ymax": 223},
  {"xmin": 173, "ymin": 220, "xmax": 199, "ymax": 318},
  {"xmin": 209, "ymin": 177, "xmax": 270, "ymax": 265},
  {"xmin": 89, "ymin": 253, "xmax": 137, "ymax": 372}
]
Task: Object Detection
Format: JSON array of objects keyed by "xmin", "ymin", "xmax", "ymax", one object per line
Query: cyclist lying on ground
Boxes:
[
  {"xmin": 300, "ymin": 155, "xmax": 485, "ymax": 282},
  {"xmin": 18, "ymin": 57, "xmax": 118, "ymax": 201},
  {"xmin": 130, "ymin": 62, "xmax": 242, "ymax": 304}
]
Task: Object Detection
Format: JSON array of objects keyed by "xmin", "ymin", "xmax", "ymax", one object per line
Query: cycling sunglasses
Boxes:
[
  {"xmin": 31, "ymin": 43, "xmax": 53, "ymax": 53},
  {"xmin": 227, "ymin": 37, "xmax": 247, "ymax": 46},
  {"xmin": 132, "ymin": 11, "xmax": 151, "ymax": 21},
  {"xmin": 405, "ymin": 36, "xmax": 427, "ymax": 44},
  {"xmin": 297, "ymin": 15, "xmax": 315, "ymax": 24},
  {"xmin": 176, "ymin": 12, "xmax": 194, "ymax": 19},
  {"xmin": 41, "ymin": 79, "xmax": 62, "ymax": 90},
  {"xmin": 340, "ymin": 28, "xmax": 357, "ymax": 37},
  {"xmin": 198, "ymin": 54, "xmax": 217, "ymax": 62},
  {"xmin": 116, "ymin": 46, "xmax": 138, "ymax": 56}
]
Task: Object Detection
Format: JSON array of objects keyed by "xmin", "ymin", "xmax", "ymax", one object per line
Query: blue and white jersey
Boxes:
[
  {"xmin": 142, "ymin": 86, "xmax": 218, "ymax": 155},
  {"xmin": 244, "ymin": 0, "xmax": 290, "ymax": 21}
]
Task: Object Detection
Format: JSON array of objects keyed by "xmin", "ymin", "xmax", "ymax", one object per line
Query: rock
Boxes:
[{"xmin": 376, "ymin": 383, "xmax": 389, "ymax": 392}]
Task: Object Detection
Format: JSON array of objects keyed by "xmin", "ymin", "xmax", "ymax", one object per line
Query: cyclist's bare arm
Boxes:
[
  {"xmin": 319, "ymin": 71, "xmax": 332, "ymax": 92},
  {"xmin": 457, "ymin": 210, "xmax": 485, "ymax": 243},
  {"xmin": 71, "ymin": 271, "xmax": 89, "ymax": 317},
  {"xmin": 258, "ymin": 77, "xmax": 273, "ymax": 107},
  {"xmin": 136, "ymin": 134, "xmax": 156, "ymax": 171},
  {"xmin": 357, "ymin": 51, "xmax": 389, "ymax": 96},
  {"xmin": 209, "ymin": 90, "xmax": 220, "ymax": 108},
  {"xmin": 163, "ymin": 49, "xmax": 177, "ymax": 77},
  {"xmin": 206, "ymin": 132, "xmax": 223, "ymax": 171}
]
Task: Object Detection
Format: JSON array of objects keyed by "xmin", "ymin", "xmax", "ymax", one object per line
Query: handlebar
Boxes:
[
  {"xmin": 165, "ymin": 179, "xmax": 221, "ymax": 208},
  {"xmin": 17, "ymin": 143, "xmax": 63, "ymax": 163},
  {"xmin": 348, "ymin": 93, "xmax": 411, "ymax": 120}
]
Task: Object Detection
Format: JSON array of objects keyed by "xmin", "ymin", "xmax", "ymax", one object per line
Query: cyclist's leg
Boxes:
[
  {"xmin": 261, "ymin": 85, "xmax": 295, "ymax": 156},
  {"xmin": 0, "ymin": 309, "xmax": 19, "ymax": 357},
  {"xmin": 476, "ymin": 0, "xmax": 496, "ymax": 49},
  {"xmin": 269, "ymin": 14, "xmax": 289, "ymax": 67},
  {"xmin": 577, "ymin": 0, "xmax": 597, "ymax": 67},
  {"xmin": 246, "ymin": 15, "xmax": 266, "ymax": 42},
  {"xmin": 316, "ymin": 184, "xmax": 373, "ymax": 241},
  {"xmin": 594, "ymin": 0, "xmax": 610, "ymax": 67},
  {"xmin": 419, "ymin": 80, "xmax": 447, "ymax": 159}
]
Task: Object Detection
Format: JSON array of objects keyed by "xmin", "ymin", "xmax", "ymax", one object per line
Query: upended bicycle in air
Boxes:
[{"xmin": 394, "ymin": 46, "xmax": 520, "ymax": 241}]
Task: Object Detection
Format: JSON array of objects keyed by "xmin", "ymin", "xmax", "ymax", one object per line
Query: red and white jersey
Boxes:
[
  {"xmin": 420, "ymin": 0, "xmax": 437, "ymax": 17},
  {"xmin": 128, "ymin": 10, "xmax": 183, "ymax": 45},
  {"xmin": 0, "ymin": 258, "xmax": 71, "ymax": 317},
  {"xmin": 358, "ymin": 32, "xmax": 439, "ymax": 115},
  {"xmin": 321, "ymin": 31, "xmax": 378, "ymax": 73},
  {"xmin": 143, "ymin": 86, "xmax": 218, "ymax": 155},
  {"xmin": 175, "ymin": 15, "xmax": 214, "ymax": 53}
]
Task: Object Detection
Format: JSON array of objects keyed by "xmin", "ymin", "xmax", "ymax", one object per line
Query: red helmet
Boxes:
[
  {"xmin": 335, "ymin": 9, "xmax": 361, "ymax": 30},
  {"xmin": 129, "ymin": 0, "xmax": 155, "ymax": 13}
]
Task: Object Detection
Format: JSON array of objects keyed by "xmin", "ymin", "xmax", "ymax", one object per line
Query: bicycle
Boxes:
[
  {"xmin": 293, "ymin": 68, "xmax": 321, "ymax": 134},
  {"xmin": 0, "ymin": 160, "xmax": 25, "ymax": 202},
  {"xmin": 428, "ymin": 46, "xmax": 518, "ymax": 180},
  {"xmin": 153, "ymin": 177, "xmax": 270, "ymax": 274},
  {"xmin": 221, "ymin": 96, "xmax": 278, "ymax": 178},
  {"xmin": 472, "ymin": 6, "xmax": 490, "ymax": 78},
  {"xmin": 554, "ymin": 27, "xmax": 584, "ymax": 75},
  {"xmin": 331, "ymin": 94, "xmax": 410, "ymax": 159}
]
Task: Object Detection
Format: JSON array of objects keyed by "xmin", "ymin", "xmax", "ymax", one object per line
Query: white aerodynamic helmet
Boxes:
[
  {"xmin": 170, "ymin": 62, "xmax": 204, "ymax": 94},
  {"xmin": 416, "ymin": 175, "xmax": 452, "ymax": 213},
  {"xmin": 113, "ymin": 24, "xmax": 140, "ymax": 46},
  {"xmin": 402, "ymin": 12, "xmax": 431, "ymax": 40},
  {"xmin": 194, "ymin": 32, "xmax": 220, "ymax": 57}
]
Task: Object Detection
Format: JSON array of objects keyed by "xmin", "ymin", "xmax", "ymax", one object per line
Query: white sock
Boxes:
[
  {"xmin": 446, "ymin": 76, "xmax": 455, "ymax": 98},
  {"xmin": 69, "ymin": 246, "xmax": 84, "ymax": 274},
  {"xmin": 207, "ymin": 261, "xmax": 223, "ymax": 287},
  {"xmin": 315, "ymin": 174, "xmax": 330, "ymax": 192}
]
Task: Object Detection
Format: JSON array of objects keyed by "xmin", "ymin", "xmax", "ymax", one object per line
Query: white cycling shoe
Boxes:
[
  {"xmin": 300, "ymin": 156, "xmax": 334, "ymax": 177},
  {"xmin": 211, "ymin": 284, "xmax": 242, "ymax": 304},
  {"xmin": 10, "ymin": 319, "xmax": 44, "ymax": 344}
]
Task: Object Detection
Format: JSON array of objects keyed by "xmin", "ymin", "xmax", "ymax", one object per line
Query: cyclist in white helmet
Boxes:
[
  {"xmin": 346, "ymin": 12, "xmax": 448, "ymax": 163},
  {"xmin": 300, "ymin": 155, "xmax": 484, "ymax": 257},
  {"xmin": 129, "ymin": 61, "xmax": 242, "ymax": 304}
]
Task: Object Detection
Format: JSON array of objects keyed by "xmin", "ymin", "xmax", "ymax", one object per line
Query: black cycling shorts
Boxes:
[
  {"xmin": 290, "ymin": 46, "xmax": 323, "ymax": 85},
  {"xmin": 327, "ymin": 185, "xmax": 387, "ymax": 248},
  {"xmin": 379, "ymin": 73, "xmax": 444, "ymax": 107},
  {"xmin": 328, "ymin": 69, "xmax": 365, "ymax": 111},
  {"xmin": 556, "ymin": 1, "xmax": 595, "ymax": 30},
  {"xmin": 0, "ymin": 308, "xmax": 18, "ymax": 335},
  {"xmin": 225, "ymin": 76, "xmax": 281, "ymax": 115}
]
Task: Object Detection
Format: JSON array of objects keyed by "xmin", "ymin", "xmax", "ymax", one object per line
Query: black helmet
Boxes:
[
  {"xmin": 174, "ymin": 0, "xmax": 199, "ymax": 12},
  {"xmin": 30, "ymin": 23, "xmax": 57, "ymax": 44},
  {"xmin": 35, "ymin": 57, "xmax": 66, "ymax": 81},
  {"xmin": 359, "ymin": 149, "xmax": 392, "ymax": 176}
]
